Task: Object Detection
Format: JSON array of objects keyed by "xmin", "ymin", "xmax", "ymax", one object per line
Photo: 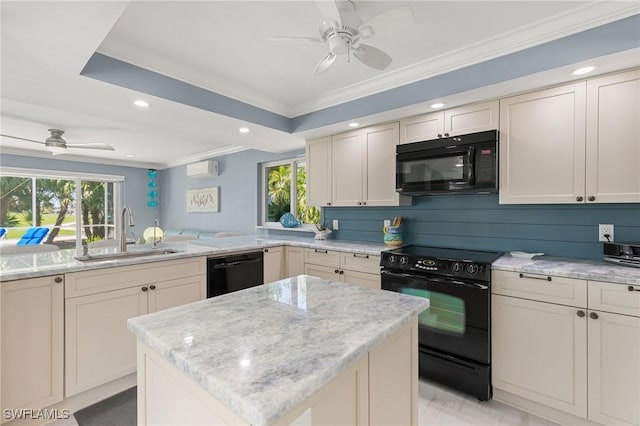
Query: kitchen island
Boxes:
[{"xmin": 127, "ymin": 274, "xmax": 429, "ymax": 426}]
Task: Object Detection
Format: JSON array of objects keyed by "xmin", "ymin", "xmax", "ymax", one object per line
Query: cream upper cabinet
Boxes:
[
  {"xmin": 492, "ymin": 294, "xmax": 587, "ymax": 417},
  {"xmin": 307, "ymin": 122, "xmax": 403, "ymax": 207},
  {"xmin": 400, "ymin": 110, "xmax": 444, "ymax": 144},
  {"xmin": 306, "ymin": 136, "xmax": 332, "ymax": 207},
  {"xmin": 499, "ymin": 82, "xmax": 587, "ymax": 204},
  {"xmin": 1, "ymin": 275, "xmax": 64, "ymax": 419},
  {"xmin": 585, "ymin": 69, "xmax": 640, "ymax": 203},
  {"xmin": 332, "ymin": 130, "xmax": 364, "ymax": 206},
  {"xmin": 400, "ymin": 101, "xmax": 499, "ymax": 144},
  {"xmin": 263, "ymin": 246, "xmax": 284, "ymax": 283}
]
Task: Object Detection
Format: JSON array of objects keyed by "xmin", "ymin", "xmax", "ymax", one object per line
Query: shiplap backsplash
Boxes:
[{"xmin": 323, "ymin": 195, "xmax": 640, "ymax": 259}]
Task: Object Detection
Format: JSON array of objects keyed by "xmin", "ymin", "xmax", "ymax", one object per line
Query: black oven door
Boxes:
[
  {"xmin": 381, "ymin": 269, "xmax": 490, "ymax": 364},
  {"xmin": 396, "ymin": 145, "xmax": 474, "ymax": 194}
]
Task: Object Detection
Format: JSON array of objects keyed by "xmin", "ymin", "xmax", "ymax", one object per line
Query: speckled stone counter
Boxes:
[
  {"xmin": 0, "ymin": 235, "xmax": 389, "ymax": 282},
  {"xmin": 493, "ymin": 253, "xmax": 640, "ymax": 285},
  {"xmin": 127, "ymin": 275, "xmax": 429, "ymax": 425}
]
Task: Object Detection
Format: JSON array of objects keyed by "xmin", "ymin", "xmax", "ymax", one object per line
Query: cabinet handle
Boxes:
[
  {"xmin": 314, "ymin": 249, "xmax": 328, "ymax": 254},
  {"xmin": 588, "ymin": 196, "xmax": 596, "ymax": 202},
  {"xmin": 141, "ymin": 286, "xmax": 148, "ymax": 292},
  {"xmin": 149, "ymin": 285, "xmax": 156, "ymax": 290},
  {"xmin": 334, "ymin": 269, "xmax": 340, "ymax": 274},
  {"xmin": 353, "ymin": 253, "xmax": 369, "ymax": 259},
  {"xmin": 629, "ymin": 286, "xmax": 640, "ymax": 292},
  {"xmin": 590, "ymin": 312, "xmax": 599, "ymax": 320},
  {"xmin": 54, "ymin": 276, "xmax": 63, "ymax": 283},
  {"xmin": 362, "ymin": 202, "xmax": 367, "ymax": 205},
  {"xmin": 519, "ymin": 273, "xmax": 552, "ymax": 282},
  {"xmin": 357, "ymin": 202, "xmax": 362, "ymax": 205},
  {"xmin": 327, "ymin": 202, "xmax": 332, "ymax": 206},
  {"xmin": 264, "ymin": 248, "xmax": 269, "ymax": 253},
  {"xmin": 577, "ymin": 310, "xmax": 585, "ymax": 318},
  {"xmin": 339, "ymin": 270, "xmax": 344, "ymax": 275},
  {"xmin": 444, "ymin": 133, "xmax": 450, "ymax": 137},
  {"xmin": 576, "ymin": 196, "xmax": 583, "ymax": 202},
  {"xmin": 437, "ymin": 134, "xmax": 443, "ymax": 138}
]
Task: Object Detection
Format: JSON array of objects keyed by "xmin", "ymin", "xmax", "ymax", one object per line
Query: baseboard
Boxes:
[{"xmin": 493, "ymin": 388, "xmax": 602, "ymax": 426}]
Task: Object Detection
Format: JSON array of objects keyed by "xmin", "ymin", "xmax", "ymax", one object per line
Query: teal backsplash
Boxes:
[{"xmin": 322, "ymin": 195, "xmax": 640, "ymax": 260}]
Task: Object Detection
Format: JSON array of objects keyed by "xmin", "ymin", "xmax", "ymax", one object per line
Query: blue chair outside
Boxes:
[
  {"xmin": 0, "ymin": 228, "xmax": 6, "ymax": 239},
  {"xmin": 16, "ymin": 227, "xmax": 49, "ymax": 245}
]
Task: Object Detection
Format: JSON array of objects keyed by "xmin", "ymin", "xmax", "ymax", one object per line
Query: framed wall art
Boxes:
[{"xmin": 187, "ymin": 186, "xmax": 220, "ymax": 212}]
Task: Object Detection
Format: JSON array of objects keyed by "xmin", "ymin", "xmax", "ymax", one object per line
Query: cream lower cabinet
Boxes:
[
  {"xmin": 65, "ymin": 257, "xmax": 206, "ymax": 397},
  {"xmin": 303, "ymin": 248, "xmax": 381, "ymax": 289},
  {"xmin": 1, "ymin": 275, "xmax": 64, "ymax": 420},
  {"xmin": 284, "ymin": 246, "xmax": 305, "ymax": 278},
  {"xmin": 493, "ymin": 271, "xmax": 640, "ymax": 426},
  {"xmin": 263, "ymin": 246, "xmax": 284, "ymax": 283}
]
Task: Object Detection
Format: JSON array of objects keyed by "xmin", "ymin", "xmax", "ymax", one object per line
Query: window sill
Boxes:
[{"xmin": 256, "ymin": 225, "xmax": 316, "ymax": 234}]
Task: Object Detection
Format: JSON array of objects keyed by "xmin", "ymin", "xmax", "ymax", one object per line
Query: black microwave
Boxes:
[{"xmin": 396, "ymin": 130, "xmax": 498, "ymax": 196}]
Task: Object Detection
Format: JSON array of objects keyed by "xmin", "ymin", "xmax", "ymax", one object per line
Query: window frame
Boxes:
[
  {"xmin": 260, "ymin": 158, "xmax": 316, "ymax": 229},
  {"xmin": 0, "ymin": 166, "xmax": 124, "ymax": 252}
]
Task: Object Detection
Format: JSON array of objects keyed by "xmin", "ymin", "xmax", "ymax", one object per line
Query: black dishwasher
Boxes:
[{"xmin": 207, "ymin": 251, "xmax": 264, "ymax": 298}]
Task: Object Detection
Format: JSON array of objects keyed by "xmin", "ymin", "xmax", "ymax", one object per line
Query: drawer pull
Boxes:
[
  {"xmin": 519, "ymin": 273, "xmax": 551, "ymax": 282},
  {"xmin": 314, "ymin": 249, "xmax": 328, "ymax": 254},
  {"xmin": 141, "ymin": 286, "xmax": 148, "ymax": 292},
  {"xmin": 54, "ymin": 276, "xmax": 63, "ymax": 283},
  {"xmin": 590, "ymin": 312, "xmax": 599, "ymax": 320},
  {"xmin": 149, "ymin": 285, "xmax": 156, "ymax": 290},
  {"xmin": 353, "ymin": 253, "xmax": 369, "ymax": 259},
  {"xmin": 577, "ymin": 310, "xmax": 585, "ymax": 318},
  {"xmin": 334, "ymin": 269, "xmax": 340, "ymax": 274},
  {"xmin": 339, "ymin": 270, "xmax": 344, "ymax": 275},
  {"xmin": 629, "ymin": 286, "xmax": 640, "ymax": 292}
]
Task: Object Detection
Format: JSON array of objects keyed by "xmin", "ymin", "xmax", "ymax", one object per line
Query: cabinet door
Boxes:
[
  {"xmin": 492, "ymin": 295, "xmax": 587, "ymax": 417},
  {"xmin": 342, "ymin": 270, "xmax": 380, "ymax": 289},
  {"xmin": 362, "ymin": 122, "xmax": 400, "ymax": 206},
  {"xmin": 444, "ymin": 100, "xmax": 499, "ymax": 135},
  {"xmin": 399, "ymin": 111, "xmax": 444, "ymax": 144},
  {"xmin": 586, "ymin": 69, "xmax": 640, "ymax": 203},
  {"xmin": 499, "ymin": 82, "xmax": 586, "ymax": 204},
  {"xmin": 588, "ymin": 311, "xmax": 640, "ymax": 426},
  {"xmin": 1, "ymin": 276, "xmax": 63, "ymax": 412},
  {"xmin": 263, "ymin": 246, "xmax": 284, "ymax": 283},
  {"xmin": 304, "ymin": 263, "xmax": 341, "ymax": 281},
  {"xmin": 285, "ymin": 246, "xmax": 305, "ymax": 278},
  {"xmin": 65, "ymin": 286, "xmax": 147, "ymax": 396},
  {"xmin": 148, "ymin": 275, "xmax": 206, "ymax": 313},
  {"xmin": 332, "ymin": 130, "xmax": 363, "ymax": 206},
  {"xmin": 306, "ymin": 136, "xmax": 332, "ymax": 207}
]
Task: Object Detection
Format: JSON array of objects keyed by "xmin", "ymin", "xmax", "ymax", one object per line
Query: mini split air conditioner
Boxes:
[{"xmin": 187, "ymin": 160, "xmax": 219, "ymax": 177}]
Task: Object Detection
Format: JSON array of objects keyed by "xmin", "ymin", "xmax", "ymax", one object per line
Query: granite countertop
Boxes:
[
  {"xmin": 0, "ymin": 236, "xmax": 389, "ymax": 282},
  {"xmin": 494, "ymin": 253, "xmax": 640, "ymax": 285},
  {"xmin": 127, "ymin": 275, "xmax": 429, "ymax": 426}
]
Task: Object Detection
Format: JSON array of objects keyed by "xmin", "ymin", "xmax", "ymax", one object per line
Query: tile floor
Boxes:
[{"xmin": 51, "ymin": 379, "xmax": 558, "ymax": 426}]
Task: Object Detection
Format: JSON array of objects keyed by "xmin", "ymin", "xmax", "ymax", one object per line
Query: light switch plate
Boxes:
[{"xmin": 332, "ymin": 219, "xmax": 339, "ymax": 230}]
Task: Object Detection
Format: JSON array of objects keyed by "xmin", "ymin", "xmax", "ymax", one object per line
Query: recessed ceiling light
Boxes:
[
  {"xmin": 125, "ymin": 154, "xmax": 136, "ymax": 158},
  {"xmin": 134, "ymin": 100, "xmax": 149, "ymax": 108},
  {"xmin": 430, "ymin": 102, "xmax": 445, "ymax": 109},
  {"xmin": 572, "ymin": 66, "xmax": 595, "ymax": 76},
  {"xmin": 239, "ymin": 127, "xmax": 250, "ymax": 133},
  {"xmin": 348, "ymin": 122, "xmax": 359, "ymax": 128}
]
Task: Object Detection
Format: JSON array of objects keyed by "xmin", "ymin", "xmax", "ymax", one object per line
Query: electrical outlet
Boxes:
[
  {"xmin": 332, "ymin": 219, "xmax": 339, "ymax": 230},
  {"xmin": 384, "ymin": 219, "xmax": 391, "ymax": 227},
  {"xmin": 599, "ymin": 224, "xmax": 614, "ymax": 242}
]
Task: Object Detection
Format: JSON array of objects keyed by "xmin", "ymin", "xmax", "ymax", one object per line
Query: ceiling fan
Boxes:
[
  {"xmin": 272, "ymin": 0, "xmax": 413, "ymax": 75},
  {"xmin": 0, "ymin": 129, "xmax": 115, "ymax": 155}
]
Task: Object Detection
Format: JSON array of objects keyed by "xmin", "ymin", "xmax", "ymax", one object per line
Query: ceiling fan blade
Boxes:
[
  {"xmin": 359, "ymin": 5, "xmax": 414, "ymax": 39},
  {"xmin": 66, "ymin": 142, "xmax": 115, "ymax": 151},
  {"xmin": 269, "ymin": 36, "xmax": 324, "ymax": 44},
  {"xmin": 353, "ymin": 44, "xmax": 392, "ymax": 70},
  {"xmin": 312, "ymin": 52, "xmax": 337, "ymax": 75},
  {"xmin": 0, "ymin": 133, "xmax": 45, "ymax": 145}
]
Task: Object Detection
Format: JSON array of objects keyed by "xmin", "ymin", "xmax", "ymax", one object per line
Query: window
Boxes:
[
  {"xmin": 0, "ymin": 167, "xmax": 122, "ymax": 251},
  {"xmin": 262, "ymin": 159, "xmax": 320, "ymax": 226}
]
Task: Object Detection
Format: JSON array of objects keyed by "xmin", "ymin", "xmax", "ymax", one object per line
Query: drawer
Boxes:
[
  {"xmin": 339, "ymin": 252, "xmax": 381, "ymax": 274},
  {"xmin": 304, "ymin": 248, "xmax": 341, "ymax": 268},
  {"xmin": 65, "ymin": 257, "xmax": 206, "ymax": 298},
  {"xmin": 588, "ymin": 281, "xmax": 640, "ymax": 317},
  {"xmin": 492, "ymin": 270, "xmax": 587, "ymax": 308}
]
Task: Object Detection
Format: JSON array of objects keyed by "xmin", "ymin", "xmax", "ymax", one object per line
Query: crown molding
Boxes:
[
  {"xmin": 291, "ymin": 2, "xmax": 640, "ymax": 116},
  {"xmin": 162, "ymin": 145, "xmax": 249, "ymax": 169}
]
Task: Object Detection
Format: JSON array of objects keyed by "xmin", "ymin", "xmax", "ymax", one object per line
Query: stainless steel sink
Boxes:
[{"xmin": 75, "ymin": 248, "xmax": 181, "ymax": 262}]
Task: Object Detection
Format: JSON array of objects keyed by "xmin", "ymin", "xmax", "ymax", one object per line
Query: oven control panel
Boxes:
[{"xmin": 382, "ymin": 255, "xmax": 490, "ymax": 281}]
